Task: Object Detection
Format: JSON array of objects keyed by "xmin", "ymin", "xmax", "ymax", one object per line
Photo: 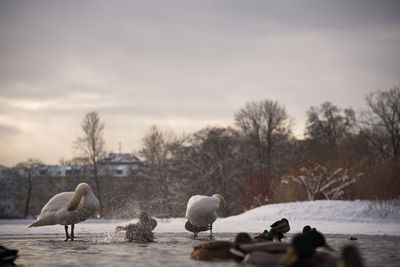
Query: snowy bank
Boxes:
[{"xmin": 1, "ymin": 200, "xmax": 399, "ymax": 236}]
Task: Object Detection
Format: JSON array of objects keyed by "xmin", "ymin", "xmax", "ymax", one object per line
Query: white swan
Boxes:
[
  {"xmin": 29, "ymin": 183, "xmax": 99, "ymax": 241},
  {"xmin": 185, "ymin": 194, "xmax": 226, "ymax": 239}
]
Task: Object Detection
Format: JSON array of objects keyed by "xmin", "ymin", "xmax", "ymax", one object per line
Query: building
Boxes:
[
  {"xmin": 28, "ymin": 153, "xmax": 142, "ymax": 178},
  {"xmin": 99, "ymin": 153, "xmax": 141, "ymax": 177}
]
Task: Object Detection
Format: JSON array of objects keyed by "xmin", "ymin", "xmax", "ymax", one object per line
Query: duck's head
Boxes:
[
  {"xmin": 212, "ymin": 194, "xmax": 226, "ymax": 211},
  {"xmin": 230, "ymin": 232, "xmax": 253, "ymax": 262},
  {"xmin": 340, "ymin": 245, "xmax": 364, "ymax": 267},
  {"xmin": 284, "ymin": 230, "xmax": 335, "ymax": 264},
  {"xmin": 139, "ymin": 212, "xmax": 149, "ymax": 223},
  {"xmin": 307, "ymin": 229, "xmax": 335, "ymax": 251},
  {"xmin": 284, "ymin": 233, "xmax": 315, "ymax": 264},
  {"xmin": 149, "ymin": 218, "xmax": 157, "ymax": 230},
  {"xmin": 302, "ymin": 225, "xmax": 312, "ymax": 234},
  {"xmin": 233, "ymin": 232, "xmax": 252, "ymax": 247}
]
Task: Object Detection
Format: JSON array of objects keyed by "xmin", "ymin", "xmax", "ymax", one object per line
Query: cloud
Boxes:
[
  {"xmin": 0, "ymin": 0, "xmax": 399, "ymax": 166},
  {"xmin": 0, "ymin": 124, "xmax": 20, "ymax": 138}
]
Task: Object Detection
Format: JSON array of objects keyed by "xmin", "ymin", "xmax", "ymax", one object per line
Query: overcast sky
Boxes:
[{"xmin": 0, "ymin": 0, "xmax": 399, "ymax": 167}]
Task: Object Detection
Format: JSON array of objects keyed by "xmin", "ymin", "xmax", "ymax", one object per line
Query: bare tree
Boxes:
[
  {"xmin": 138, "ymin": 125, "xmax": 177, "ymax": 216},
  {"xmin": 234, "ymin": 100, "xmax": 292, "ymax": 174},
  {"xmin": 74, "ymin": 111, "xmax": 106, "ymax": 215},
  {"xmin": 14, "ymin": 158, "xmax": 43, "ymax": 218},
  {"xmin": 365, "ymin": 86, "xmax": 400, "ymax": 159},
  {"xmin": 284, "ymin": 162, "xmax": 362, "ymax": 201},
  {"xmin": 305, "ymin": 102, "xmax": 356, "ymax": 147}
]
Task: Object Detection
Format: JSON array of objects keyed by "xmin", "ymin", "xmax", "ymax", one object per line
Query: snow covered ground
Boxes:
[{"xmin": 1, "ymin": 200, "xmax": 399, "ymax": 236}]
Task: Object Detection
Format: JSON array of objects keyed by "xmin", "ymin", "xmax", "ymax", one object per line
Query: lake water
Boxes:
[{"xmin": 1, "ymin": 233, "xmax": 399, "ymax": 266}]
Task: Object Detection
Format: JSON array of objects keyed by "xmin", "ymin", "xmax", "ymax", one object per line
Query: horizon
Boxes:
[{"xmin": 1, "ymin": 0, "xmax": 399, "ymax": 167}]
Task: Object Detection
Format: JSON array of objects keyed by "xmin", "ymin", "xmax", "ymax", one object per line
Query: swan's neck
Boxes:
[{"xmin": 67, "ymin": 190, "xmax": 84, "ymax": 211}]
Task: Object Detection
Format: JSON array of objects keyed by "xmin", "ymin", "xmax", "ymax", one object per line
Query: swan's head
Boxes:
[
  {"xmin": 75, "ymin": 183, "xmax": 91, "ymax": 194},
  {"xmin": 67, "ymin": 183, "xmax": 92, "ymax": 211},
  {"xmin": 212, "ymin": 194, "xmax": 226, "ymax": 211}
]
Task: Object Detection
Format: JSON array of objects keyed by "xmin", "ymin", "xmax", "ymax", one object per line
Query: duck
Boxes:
[
  {"xmin": 338, "ymin": 244, "xmax": 364, "ymax": 267},
  {"xmin": 284, "ymin": 230, "xmax": 338, "ymax": 267},
  {"xmin": 286, "ymin": 232, "xmax": 364, "ymax": 267},
  {"xmin": 254, "ymin": 218, "xmax": 290, "ymax": 241},
  {"xmin": 185, "ymin": 221, "xmax": 209, "ymax": 237},
  {"xmin": 185, "ymin": 194, "xmax": 225, "ymax": 239},
  {"xmin": 0, "ymin": 245, "xmax": 18, "ymax": 266},
  {"xmin": 190, "ymin": 232, "xmax": 252, "ymax": 261},
  {"xmin": 302, "ymin": 225, "xmax": 317, "ymax": 234},
  {"xmin": 271, "ymin": 218, "xmax": 290, "ymax": 234},
  {"xmin": 231, "ymin": 235, "xmax": 290, "ymax": 265},
  {"xmin": 115, "ymin": 212, "xmax": 157, "ymax": 242},
  {"xmin": 254, "ymin": 228, "xmax": 285, "ymax": 242},
  {"xmin": 29, "ymin": 183, "xmax": 99, "ymax": 241}
]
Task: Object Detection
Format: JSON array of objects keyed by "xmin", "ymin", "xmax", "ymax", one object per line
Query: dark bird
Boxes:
[
  {"xmin": 270, "ymin": 218, "xmax": 290, "ymax": 234},
  {"xmin": 284, "ymin": 230, "xmax": 339, "ymax": 267},
  {"xmin": 115, "ymin": 212, "xmax": 157, "ymax": 242},
  {"xmin": 185, "ymin": 221, "xmax": 210, "ymax": 238},
  {"xmin": 190, "ymin": 232, "xmax": 252, "ymax": 261},
  {"xmin": 302, "ymin": 225, "xmax": 318, "ymax": 234},
  {"xmin": 254, "ymin": 228, "xmax": 284, "ymax": 242},
  {"xmin": 231, "ymin": 236, "xmax": 290, "ymax": 265},
  {"xmin": 0, "ymin": 245, "xmax": 18, "ymax": 266},
  {"xmin": 339, "ymin": 244, "xmax": 364, "ymax": 267},
  {"xmin": 254, "ymin": 218, "xmax": 290, "ymax": 241}
]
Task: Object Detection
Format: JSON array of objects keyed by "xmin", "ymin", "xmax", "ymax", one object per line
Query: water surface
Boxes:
[{"xmin": 1, "ymin": 233, "xmax": 399, "ymax": 266}]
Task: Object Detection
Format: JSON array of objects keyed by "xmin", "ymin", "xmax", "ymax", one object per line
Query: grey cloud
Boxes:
[
  {"xmin": 0, "ymin": 0, "xmax": 399, "ymax": 165},
  {"xmin": 0, "ymin": 124, "xmax": 20, "ymax": 141}
]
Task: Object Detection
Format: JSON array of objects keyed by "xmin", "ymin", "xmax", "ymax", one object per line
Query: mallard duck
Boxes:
[
  {"xmin": 185, "ymin": 194, "xmax": 225, "ymax": 239},
  {"xmin": 185, "ymin": 221, "xmax": 209, "ymax": 237},
  {"xmin": 190, "ymin": 232, "xmax": 252, "ymax": 261},
  {"xmin": 302, "ymin": 225, "xmax": 317, "ymax": 234},
  {"xmin": 338, "ymin": 244, "xmax": 364, "ymax": 267},
  {"xmin": 29, "ymin": 183, "xmax": 99, "ymax": 241},
  {"xmin": 254, "ymin": 218, "xmax": 290, "ymax": 241},
  {"xmin": 115, "ymin": 212, "xmax": 157, "ymax": 242},
  {"xmin": 285, "ymin": 230, "xmax": 337, "ymax": 267},
  {"xmin": 232, "ymin": 237, "xmax": 290, "ymax": 265},
  {"xmin": 254, "ymin": 228, "xmax": 285, "ymax": 242},
  {"xmin": 0, "ymin": 245, "xmax": 18, "ymax": 266},
  {"xmin": 270, "ymin": 218, "xmax": 290, "ymax": 234}
]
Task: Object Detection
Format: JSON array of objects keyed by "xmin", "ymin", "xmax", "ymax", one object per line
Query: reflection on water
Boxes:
[{"xmin": 1, "ymin": 233, "xmax": 399, "ymax": 267}]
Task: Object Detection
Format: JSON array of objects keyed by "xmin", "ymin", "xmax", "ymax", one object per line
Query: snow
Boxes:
[{"xmin": 1, "ymin": 200, "xmax": 399, "ymax": 236}]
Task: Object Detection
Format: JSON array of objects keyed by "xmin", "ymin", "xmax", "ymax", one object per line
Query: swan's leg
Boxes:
[
  {"xmin": 71, "ymin": 224, "xmax": 75, "ymax": 241},
  {"xmin": 193, "ymin": 232, "xmax": 197, "ymax": 239},
  {"xmin": 64, "ymin": 225, "xmax": 70, "ymax": 241},
  {"xmin": 209, "ymin": 224, "xmax": 213, "ymax": 239}
]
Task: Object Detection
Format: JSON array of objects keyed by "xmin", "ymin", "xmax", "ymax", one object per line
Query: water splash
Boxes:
[{"xmin": 91, "ymin": 231, "xmax": 122, "ymax": 243}]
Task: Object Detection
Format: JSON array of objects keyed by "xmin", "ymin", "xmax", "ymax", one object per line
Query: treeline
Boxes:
[
  {"xmin": 132, "ymin": 85, "xmax": 400, "ymax": 217},
  {"xmin": 5, "ymin": 85, "xmax": 400, "ymax": 219}
]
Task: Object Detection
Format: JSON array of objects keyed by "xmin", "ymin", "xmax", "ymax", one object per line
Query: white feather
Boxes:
[
  {"xmin": 185, "ymin": 195, "xmax": 221, "ymax": 227},
  {"xmin": 29, "ymin": 183, "xmax": 99, "ymax": 227}
]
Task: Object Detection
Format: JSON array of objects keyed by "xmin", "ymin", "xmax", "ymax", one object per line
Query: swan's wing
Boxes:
[
  {"xmin": 38, "ymin": 192, "xmax": 73, "ymax": 217},
  {"xmin": 187, "ymin": 195, "xmax": 220, "ymax": 213},
  {"xmin": 186, "ymin": 195, "xmax": 220, "ymax": 226}
]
